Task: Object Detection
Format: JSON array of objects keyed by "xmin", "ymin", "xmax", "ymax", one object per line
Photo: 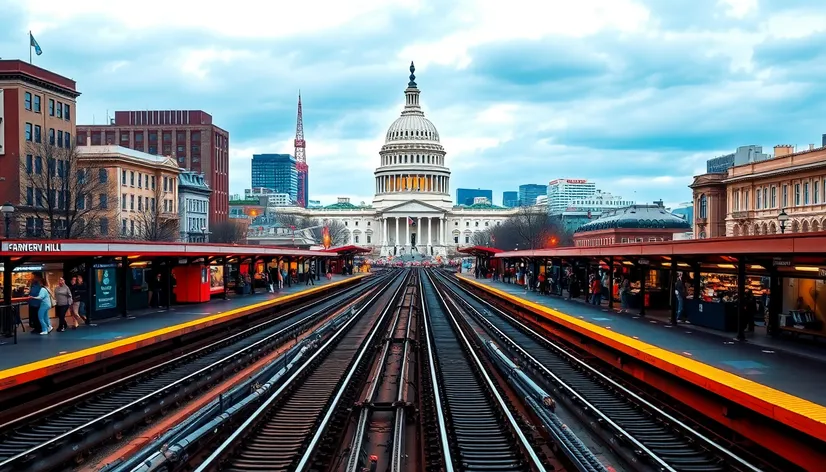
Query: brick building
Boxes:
[
  {"xmin": 573, "ymin": 201, "xmax": 691, "ymax": 247},
  {"xmin": 77, "ymin": 110, "xmax": 229, "ymax": 224},
  {"xmin": 0, "ymin": 60, "xmax": 80, "ymax": 234}
]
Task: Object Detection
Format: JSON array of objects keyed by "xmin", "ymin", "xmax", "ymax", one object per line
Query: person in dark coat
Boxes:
[{"xmin": 27, "ymin": 273, "xmax": 43, "ymax": 334}]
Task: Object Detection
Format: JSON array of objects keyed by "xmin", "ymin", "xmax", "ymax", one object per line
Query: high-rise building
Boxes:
[
  {"xmin": 456, "ymin": 188, "xmax": 492, "ymax": 206},
  {"xmin": 552, "ymin": 191, "xmax": 634, "ymax": 233},
  {"xmin": 77, "ymin": 110, "xmax": 230, "ymax": 224},
  {"xmin": 706, "ymin": 145, "xmax": 771, "ymax": 173},
  {"xmin": 547, "ymin": 178, "xmax": 597, "ymax": 214},
  {"xmin": 251, "ymin": 154, "xmax": 298, "ymax": 202},
  {"xmin": 0, "ymin": 60, "xmax": 80, "ymax": 236},
  {"xmin": 502, "ymin": 191, "xmax": 518, "ymax": 207},
  {"xmin": 518, "ymin": 183, "xmax": 548, "ymax": 207}
]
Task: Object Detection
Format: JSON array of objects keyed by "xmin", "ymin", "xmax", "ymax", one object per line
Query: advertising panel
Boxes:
[
  {"xmin": 209, "ymin": 265, "xmax": 224, "ymax": 293},
  {"xmin": 95, "ymin": 266, "xmax": 118, "ymax": 310}
]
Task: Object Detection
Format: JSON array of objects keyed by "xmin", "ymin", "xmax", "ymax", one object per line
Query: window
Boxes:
[
  {"xmin": 177, "ymin": 145, "xmax": 185, "ymax": 154},
  {"xmin": 465, "ymin": 235, "xmax": 470, "ymax": 243},
  {"xmin": 151, "ymin": 197, "xmax": 155, "ymax": 209},
  {"xmin": 795, "ymin": 184, "xmax": 801, "ymax": 206},
  {"xmin": 98, "ymin": 194, "xmax": 108, "ymax": 209},
  {"xmin": 698, "ymin": 194, "xmax": 707, "ymax": 218},
  {"xmin": 783, "ymin": 185, "xmax": 788, "ymax": 207},
  {"xmin": 26, "ymin": 187, "xmax": 33, "ymax": 205},
  {"xmin": 804, "ymin": 183, "xmax": 810, "ymax": 205},
  {"xmin": 138, "ymin": 174, "xmax": 142, "ymax": 188},
  {"xmin": 130, "ymin": 219, "xmax": 134, "ymax": 236},
  {"xmin": 122, "ymin": 219, "xmax": 127, "ymax": 234},
  {"xmin": 48, "ymin": 128, "xmax": 55, "ymax": 145},
  {"xmin": 25, "ymin": 217, "xmax": 44, "ymax": 237},
  {"xmin": 367, "ymin": 235, "xmax": 372, "ymax": 244},
  {"xmin": 34, "ymin": 156, "xmax": 42, "ymax": 174},
  {"xmin": 454, "ymin": 236, "xmax": 459, "ymax": 243},
  {"xmin": 163, "ymin": 176, "xmax": 168, "ymax": 191},
  {"xmin": 354, "ymin": 235, "xmax": 359, "ymax": 243},
  {"xmin": 756, "ymin": 189, "xmax": 761, "ymax": 209},
  {"xmin": 122, "ymin": 170, "xmax": 127, "ymax": 185},
  {"xmin": 33, "ymin": 95, "xmax": 41, "ymax": 113},
  {"xmin": 57, "ymin": 130, "xmax": 63, "ymax": 147},
  {"xmin": 148, "ymin": 146, "xmax": 157, "ymax": 155},
  {"xmin": 744, "ymin": 190, "xmax": 749, "ymax": 209},
  {"xmin": 121, "ymin": 132, "xmax": 130, "ymax": 143},
  {"xmin": 130, "ymin": 171, "xmax": 135, "ymax": 186},
  {"xmin": 130, "ymin": 194, "xmax": 135, "ymax": 210},
  {"xmin": 99, "ymin": 169, "xmax": 108, "ymax": 183},
  {"xmin": 24, "ymin": 92, "xmax": 32, "ymax": 110},
  {"xmin": 100, "ymin": 218, "xmax": 109, "ymax": 235},
  {"xmin": 151, "ymin": 176, "xmax": 156, "ymax": 189},
  {"xmin": 763, "ymin": 187, "xmax": 768, "ymax": 209},
  {"xmin": 25, "ymin": 123, "xmax": 32, "ymax": 141},
  {"xmin": 35, "ymin": 189, "xmax": 43, "ymax": 207},
  {"xmin": 771, "ymin": 186, "xmax": 776, "ymax": 208},
  {"xmin": 64, "ymin": 103, "xmax": 71, "ymax": 120},
  {"xmin": 66, "ymin": 132, "xmax": 71, "ymax": 147},
  {"xmin": 48, "ymin": 99, "xmax": 55, "ymax": 116},
  {"xmin": 25, "ymin": 155, "xmax": 33, "ymax": 174},
  {"xmin": 56, "ymin": 102, "xmax": 63, "ymax": 119},
  {"xmin": 135, "ymin": 132, "xmax": 143, "ymax": 142},
  {"xmin": 138, "ymin": 196, "xmax": 143, "ymax": 211},
  {"xmin": 122, "ymin": 194, "xmax": 127, "ymax": 209},
  {"xmin": 732, "ymin": 190, "xmax": 740, "ymax": 211},
  {"xmin": 816, "ymin": 181, "xmax": 820, "ymax": 204}
]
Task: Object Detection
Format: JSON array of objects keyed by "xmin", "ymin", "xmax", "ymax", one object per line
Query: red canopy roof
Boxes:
[
  {"xmin": 457, "ymin": 245, "xmax": 504, "ymax": 256},
  {"xmin": 323, "ymin": 245, "xmax": 372, "ymax": 256}
]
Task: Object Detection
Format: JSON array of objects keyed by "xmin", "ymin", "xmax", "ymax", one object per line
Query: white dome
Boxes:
[{"xmin": 385, "ymin": 115, "xmax": 440, "ymax": 143}]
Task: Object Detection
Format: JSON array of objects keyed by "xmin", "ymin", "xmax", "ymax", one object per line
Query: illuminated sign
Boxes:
[
  {"xmin": 566, "ymin": 179, "xmax": 587, "ymax": 184},
  {"xmin": 0, "ymin": 89, "xmax": 4, "ymax": 155},
  {"xmin": 7, "ymin": 242, "xmax": 63, "ymax": 252}
]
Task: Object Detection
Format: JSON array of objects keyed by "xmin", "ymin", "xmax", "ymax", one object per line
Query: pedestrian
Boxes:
[
  {"xmin": 27, "ymin": 273, "xmax": 43, "ymax": 334},
  {"xmin": 73, "ymin": 275, "xmax": 88, "ymax": 322},
  {"xmin": 675, "ymin": 273, "xmax": 688, "ymax": 323},
  {"xmin": 619, "ymin": 277, "xmax": 630, "ymax": 314},
  {"xmin": 591, "ymin": 276, "xmax": 602, "ymax": 306},
  {"xmin": 29, "ymin": 278, "xmax": 54, "ymax": 335},
  {"xmin": 54, "ymin": 277, "xmax": 74, "ymax": 331}
]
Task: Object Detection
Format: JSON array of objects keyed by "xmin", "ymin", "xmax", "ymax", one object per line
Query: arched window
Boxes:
[{"xmin": 699, "ymin": 194, "xmax": 708, "ymax": 219}]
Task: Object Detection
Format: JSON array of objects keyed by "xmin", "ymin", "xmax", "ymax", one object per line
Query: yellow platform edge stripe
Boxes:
[
  {"xmin": 0, "ymin": 274, "xmax": 367, "ymax": 382},
  {"xmin": 458, "ymin": 274, "xmax": 826, "ymax": 426}
]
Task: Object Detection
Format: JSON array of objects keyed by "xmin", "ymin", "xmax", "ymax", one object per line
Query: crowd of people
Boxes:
[{"xmin": 26, "ymin": 272, "xmax": 88, "ymax": 335}]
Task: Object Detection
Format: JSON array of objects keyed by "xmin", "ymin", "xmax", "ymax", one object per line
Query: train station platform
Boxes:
[
  {"xmin": 456, "ymin": 274, "xmax": 826, "ymax": 444},
  {"xmin": 0, "ymin": 274, "xmax": 368, "ymax": 392}
]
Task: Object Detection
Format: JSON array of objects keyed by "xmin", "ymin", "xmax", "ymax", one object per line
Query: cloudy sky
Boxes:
[{"xmin": 3, "ymin": 0, "xmax": 825, "ymax": 208}]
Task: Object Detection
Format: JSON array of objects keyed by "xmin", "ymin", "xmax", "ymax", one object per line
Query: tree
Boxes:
[
  {"xmin": 132, "ymin": 183, "xmax": 179, "ymax": 241},
  {"xmin": 20, "ymin": 141, "xmax": 116, "ymax": 238},
  {"xmin": 303, "ymin": 218, "xmax": 350, "ymax": 247},
  {"xmin": 487, "ymin": 207, "xmax": 573, "ymax": 250},
  {"xmin": 211, "ymin": 220, "xmax": 248, "ymax": 244},
  {"xmin": 471, "ymin": 228, "xmax": 494, "ymax": 246}
]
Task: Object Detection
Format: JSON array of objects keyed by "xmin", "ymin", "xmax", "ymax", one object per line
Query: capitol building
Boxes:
[{"xmin": 270, "ymin": 63, "xmax": 516, "ymax": 257}]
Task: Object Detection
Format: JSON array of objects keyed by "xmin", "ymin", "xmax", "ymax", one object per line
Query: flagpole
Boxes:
[{"xmin": 29, "ymin": 31, "xmax": 32, "ymax": 64}]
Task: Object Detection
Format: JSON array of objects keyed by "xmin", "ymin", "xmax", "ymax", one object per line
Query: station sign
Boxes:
[
  {"xmin": 772, "ymin": 257, "xmax": 791, "ymax": 267},
  {"xmin": 5, "ymin": 242, "xmax": 63, "ymax": 252},
  {"xmin": 638, "ymin": 258, "xmax": 650, "ymax": 266}
]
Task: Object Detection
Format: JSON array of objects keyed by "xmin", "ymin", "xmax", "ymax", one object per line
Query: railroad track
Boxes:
[
  {"xmin": 343, "ymin": 270, "xmax": 419, "ymax": 472},
  {"xmin": 420, "ymin": 271, "xmax": 549, "ymax": 472},
  {"xmin": 194, "ymin": 269, "xmax": 411, "ymax": 472},
  {"xmin": 0, "ymin": 273, "xmax": 388, "ymax": 472},
  {"xmin": 434, "ymin": 270, "xmax": 762, "ymax": 472}
]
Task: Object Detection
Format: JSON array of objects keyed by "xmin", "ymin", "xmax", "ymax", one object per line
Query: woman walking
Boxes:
[
  {"xmin": 54, "ymin": 278, "xmax": 75, "ymax": 331},
  {"xmin": 30, "ymin": 279, "xmax": 54, "ymax": 335},
  {"xmin": 618, "ymin": 277, "xmax": 631, "ymax": 314}
]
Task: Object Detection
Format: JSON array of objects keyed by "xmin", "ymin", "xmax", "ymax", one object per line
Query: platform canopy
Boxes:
[
  {"xmin": 457, "ymin": 245, "xmax": 504, "ymax": 257},
  {"xmin": 323, "ymin": 245, "xmax": 373, "ymax": 257},
  {"xmin": 0, "ymin": 240, "xmax": 340, "ymax": 260}
]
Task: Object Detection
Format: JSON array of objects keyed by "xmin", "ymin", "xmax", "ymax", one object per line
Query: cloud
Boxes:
[{"xmin": 4, "ymin": 0, "xmax": 826, "ymax": 209}]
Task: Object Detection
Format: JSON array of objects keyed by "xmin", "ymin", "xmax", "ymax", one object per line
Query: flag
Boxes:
[
  {"xmin": 407, "ymin": 217, "xmax": 416, "ymax": 226},
  {"xmin": 30, "ymin": 32, "xmax": 42, "ymax": 56}
]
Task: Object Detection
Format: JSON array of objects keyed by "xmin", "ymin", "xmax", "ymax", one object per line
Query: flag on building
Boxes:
[
  {"xmin": 30, "ymin": 32, "xmax": 42, "ymax": 56},
  {"xmin": 408, "ymin": 217, "xmax": 416, "ymax": 226}
]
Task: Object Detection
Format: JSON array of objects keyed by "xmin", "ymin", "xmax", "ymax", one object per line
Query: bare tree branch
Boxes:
[
  {"xmin": 132, "ymin": 182, "xmax": 179, "ymax": 241},
  {"xmin": 211, "ymin": 220, "xmax": 248, "ymax": 244},
  {"xmin": 20, "ymin": 141, "xmax": 116, "ymax": 238}
]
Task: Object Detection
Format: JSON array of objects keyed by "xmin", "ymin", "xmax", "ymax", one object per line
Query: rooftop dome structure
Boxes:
[
  {"xmin": 373, "ymin": 62, "xmax": 452, "ymax": 210},
  {"xmin": 575, "ymin": 203, "xmax": 692, "ymax": 233}
]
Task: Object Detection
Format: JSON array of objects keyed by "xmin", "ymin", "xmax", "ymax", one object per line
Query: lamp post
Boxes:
[
  {"xmin": 1, "ymin": 203, "xmax": 14, "ymax": 239},
  {"xmin": 201, "ymin": 226, "xmax": 207, "ymax": 243},
  {"xmin": 778, "ymin": 209, "xmax": 789, "ymax": 234}
]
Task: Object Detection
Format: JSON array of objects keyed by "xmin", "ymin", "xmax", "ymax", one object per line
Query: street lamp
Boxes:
[
  {"xmin": 201, "ymin": 226, "xmax": 207, "ymax": 243},
  {"xmin": 778, "ymin": 209, "xmax": 789, "ymax": 234},
  {"xmin": 1, "ymin": 202, "xmax": 14, "ymax": 239}
]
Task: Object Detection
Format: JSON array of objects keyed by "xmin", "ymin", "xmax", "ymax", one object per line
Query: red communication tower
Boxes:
[{"xmin": 294, "ymin": 92, "xmax": 308, "ymax": 208}]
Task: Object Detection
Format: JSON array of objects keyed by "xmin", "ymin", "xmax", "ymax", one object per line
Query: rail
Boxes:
[
  {"xmin": 443, "ymin": 270, "xmax": 762, "ymax": 472},
  {"xmin": 194, "ymin": 269, "xmax": 410, "ymax": 471},
  {"xmin": 421, "ymin": 270, "xmax": 547, "ymax": 471},
  {"xmin": 0, "ymin": 274, "xmax": 385, "ymax": 471}
]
